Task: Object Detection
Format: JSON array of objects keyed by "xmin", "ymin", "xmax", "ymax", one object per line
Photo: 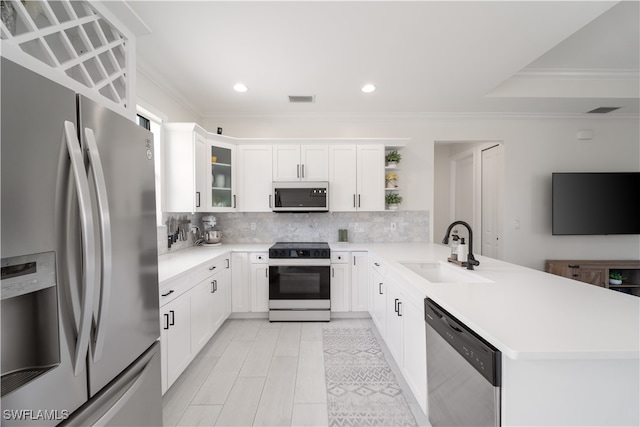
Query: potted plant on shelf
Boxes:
[
  {"xmin": 386, "ymin": 172, "xmax": 399, "ymax": 188},
  {"xmin": 385, "ymin": 150, "xmax": 401, "ymax": 168},
  {"xmin": 609, "ymin": 272, "xmax": 626, "ymax": 285},
  {"xmin": 385, "ymin": 193, "xmax": 403, "ymax": 210}
]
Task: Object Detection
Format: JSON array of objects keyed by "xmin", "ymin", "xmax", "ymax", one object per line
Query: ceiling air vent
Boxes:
[
  {"xmin": 587, "ymin": 107, "xmax": 621, "ymax": 114},
  {"xmin": 288, "ymin": 95, "xmax": 315, "ymax": 103}
]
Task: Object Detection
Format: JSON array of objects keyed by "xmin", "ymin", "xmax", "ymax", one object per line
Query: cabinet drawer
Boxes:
[
  {"xmin": 250, "ymin": 252, "xmax": 269, "ymax": 264},
  {"xmin": 331, "ymin": 252, "xmax": 349, "ymax": 264},
  {"xmin": 159, "ymin": 274, "xmax": 191, "ymax": 306},
  {"xmin": 192, "ymin": 255, "xmax": 228, "ymax": 284}
]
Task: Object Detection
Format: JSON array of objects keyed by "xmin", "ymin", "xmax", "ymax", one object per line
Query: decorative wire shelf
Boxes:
[{"xmin": 1, "ymin": 0, "xmax": 130, "ymax": 110}]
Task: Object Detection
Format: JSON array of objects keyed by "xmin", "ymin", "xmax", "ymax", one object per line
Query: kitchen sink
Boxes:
[{"xmin": 399, "ymin": 261, "xmax": 492, "ymax": 283}]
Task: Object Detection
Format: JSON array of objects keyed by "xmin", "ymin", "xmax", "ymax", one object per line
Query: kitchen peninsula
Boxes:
[{"xmin": 158, "ymin": 242, "xmax": 639, "ymax": 426}]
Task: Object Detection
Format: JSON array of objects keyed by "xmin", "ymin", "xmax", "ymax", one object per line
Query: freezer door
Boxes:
[
  {"xmin": 77, "ymin": 96, "xmax": 161, "ymax": 396},
  {"xmin": 1, "ymin": 57, "xmax": 88, "ymax": 426},
  {"xmin": 61, "ymin": 341, "xmax": 163, "ymax": 427}
]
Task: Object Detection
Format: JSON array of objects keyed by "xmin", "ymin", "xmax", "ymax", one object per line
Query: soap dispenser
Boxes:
[
  {"xmin": 457, "ymin": 237, "xmax": 468, "ymax": 262},
  {"xmin": 450, "ymin": 229, "xmax": 460, "ymax": 260}
]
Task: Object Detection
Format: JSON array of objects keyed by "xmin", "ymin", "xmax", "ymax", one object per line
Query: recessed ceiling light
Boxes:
[
  {"xmin": 361, "ymin": 84, "xmax": 376, "ymax": 93},
  {"xmin": 233, "ymin": 83, "xmax": 248, "ymax": 92}
]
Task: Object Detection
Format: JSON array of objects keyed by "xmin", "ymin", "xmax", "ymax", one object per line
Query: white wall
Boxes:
[
  {"xmin": 136, "ymin": 71, "xmax": 201, "ymax": 122},
  {"xmin": 201, "ymin": 114, "xmax": 640, "ymax": 270}
]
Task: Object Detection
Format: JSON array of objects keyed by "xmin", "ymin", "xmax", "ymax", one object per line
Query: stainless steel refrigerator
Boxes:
[{"xmin": 1, "ymin": 57, "xmax": 162, "ymax": 426}]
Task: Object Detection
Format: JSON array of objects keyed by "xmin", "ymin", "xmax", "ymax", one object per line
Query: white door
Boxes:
[
  {"xmin": 251, "ymin": 264, "xmax": 269, "ymax": 312},
  {"xmin": 231, "ymin": 253, "xmax": 251, "ymax": 312},
  {"xmin": 481, "ymin": 144, "xmax": 504, "ymax": 259},
  {"xmin": 357, "ymin": 145, "xmax": 385, "ymax": 211},
  {"xmin": 351, "ymin": 252, "xmax": 369, "ymax": 311},
  {"xmin": 301, "ymin": 144, "xmax": 329, "ymax": 181},
  {"xmin": 194, "ymin": 133, "xmax": 208, "ymax": 211},
  {"xmin": 330, "ymin": 264, "xmax": 350, "ymax": 312},
  {"xmin": 329, "ymin": 145, "xmax": 357, "ymax": 211},
  {"xmin": 238, "ymin": 145, "xmax": 273, "ymax": 212},
  {"xmin": 273, "ymin": 144, "xmax": 301, "ymax": 181}
]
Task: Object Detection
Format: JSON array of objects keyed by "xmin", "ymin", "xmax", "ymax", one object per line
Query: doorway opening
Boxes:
[{"xmin": 434, "ymin": 141, "xmax": 504, "ymax": 260}]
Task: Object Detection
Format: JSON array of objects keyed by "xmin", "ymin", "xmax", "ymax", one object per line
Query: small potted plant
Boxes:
[
  {"xmin": 385, "ymin": 193, "xmax": 403, "ymax": 210},
  {"xmin": 385, "ymin": 172, "xmax": 399, "ymax": 188},
  {"xmin": 609, "ymin": 272, "xmax": 626, "ymax": 285},
  {"xmin": 385, "ymin": 150, "xmax": 401, "ymax": 168}
]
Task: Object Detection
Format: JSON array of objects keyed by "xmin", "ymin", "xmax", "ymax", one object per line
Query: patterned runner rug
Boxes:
[{"xmin": 323, "ymin": 327, "xmax": 417, "ymax": 427}]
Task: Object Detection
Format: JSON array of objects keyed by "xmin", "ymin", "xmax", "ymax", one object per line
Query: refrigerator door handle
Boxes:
[
  {"xmin": 84, "ymin": 127, "xmax": 112, "ymax": 363},
  {"xmin": 62, "ymin": 121, "xmax": 97, "ymax": 376}
]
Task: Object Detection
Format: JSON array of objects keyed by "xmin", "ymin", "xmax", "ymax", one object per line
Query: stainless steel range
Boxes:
[{"xmin": 268, "ymin": 242, "xmax": 331, "ymax": 321}]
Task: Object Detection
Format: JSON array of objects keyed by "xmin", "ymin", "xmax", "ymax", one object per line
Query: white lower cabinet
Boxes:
[
  {"xmin": 159, "ymin": 252, "xmax": 232, "ymax": 395},
  {"xmin": 370, "ymin": 260, "xmax": 387, "ymax": 337},
  {"xmin": 251, "ymin": 263, "xmax": 269, "ymax": 312},
  {"xmin": 231, "ymin": 252, "xmax": 269, "ymax": 313},
  {"xmin": 331, "ymin": 252, "xmax": 351, "ymax": 312},
  {"xmin": 160, "ymin": 291, "xmax": 191, "ymax": 394},
  {"xmin": 231, "ymin": 252, "xmax": 251, "ymax": 312},
  {"xmin": 351, "ymin": 251, "xmax": 369, "ymax": 311},
  {"xmin": 369, "ymin": 259, "xmax": 427, "ymax": 415},
  {"xmin": 401, "ymin": 294, "xmax": 427, "ymax": 414},
  {"xmin": 190, "ymin": 278, "xmax": 213, "ymax": 355},
  {"xmin": 385, "ymin": 278, "xmax": 404, "ymax": 363}
]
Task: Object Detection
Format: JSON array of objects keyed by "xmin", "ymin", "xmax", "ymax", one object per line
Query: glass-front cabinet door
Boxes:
[{"xmin": 209, "ymin": 139, "xmax": 236, "ymax": 211}]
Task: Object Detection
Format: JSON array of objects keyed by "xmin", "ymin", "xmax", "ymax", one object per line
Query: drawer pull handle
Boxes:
[
  {"xmin": 161, "ymin": 290, "xmax": 174, "ymax": 297},
  {"xmin": 209, "ymin": 265, "xmax": 216, "ymax": 271},
  {"xmin": 169, "ymin": 310, "xmax": 175, "ymax": 326},
  {"xmin": 379, "ymin": 283, "xmax": 383, "ymax": 295}
]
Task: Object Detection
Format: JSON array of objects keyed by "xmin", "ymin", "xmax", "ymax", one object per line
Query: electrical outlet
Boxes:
[
  {"xmin": 390, "ymin": 222, "xmax": 397, "ymax": 231},
  {"xmin": 250, "ymin": 222, "xmax": 256, "ymax": 231}
]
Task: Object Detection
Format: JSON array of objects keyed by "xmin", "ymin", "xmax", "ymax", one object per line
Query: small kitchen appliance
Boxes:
[
  {"xmin": 202, "ymin": 215, "xmax": 222, "ymax": 244},
  {"xmin": 272, "ymin": 182, "xmax": 329, "ymax": 212},
  {"xmin": 268, "ymin": 242, "xmax": 331, "ymax": 321}
]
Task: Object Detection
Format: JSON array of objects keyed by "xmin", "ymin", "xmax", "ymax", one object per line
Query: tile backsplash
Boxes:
[{"xmin": 158, "ymin": 210, "xmax": 429, "ymax": 255}]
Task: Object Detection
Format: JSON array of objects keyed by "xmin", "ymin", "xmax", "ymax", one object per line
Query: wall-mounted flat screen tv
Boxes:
[{"xmin": 552, "ymin": 172, "xmax": 640, "ymax": 235}]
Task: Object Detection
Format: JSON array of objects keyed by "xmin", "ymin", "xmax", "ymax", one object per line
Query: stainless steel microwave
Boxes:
[{"xmin": 272, "ymin": 181, "xmax": 329, "ymax": 212}]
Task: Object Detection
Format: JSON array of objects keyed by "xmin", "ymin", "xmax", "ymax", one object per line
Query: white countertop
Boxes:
[
  {"xmin": 158, "ymin": 243, "xmax": 270, "ymax": 284},
  {"xmin": 158, "ymin": 242, "xmax": 640, "ymax": 361}
]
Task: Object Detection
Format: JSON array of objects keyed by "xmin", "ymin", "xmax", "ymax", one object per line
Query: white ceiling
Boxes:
[{"xmin": 120, "ymin": 1, "xmax": 639, "ymax": 117}]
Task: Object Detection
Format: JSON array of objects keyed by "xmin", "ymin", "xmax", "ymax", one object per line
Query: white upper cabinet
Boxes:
[
  {"xmin": 273, "ymin": 144, "xmax": 328, "ymax": 181},
  {"xmin": 357, "ymin": 145, "xmax": 385, "ymax": 211},
  {"xmin": 163, "ymin": 123, "xmax": 236, "ymax": 213},
  {"xmin": 163, "ymin": 123, "xmax": 208, "ymax": 213},
  {"xmin": 163, "ymin": 123, "xmax": 406, "ymax": 214},
  {"xmin": 237, "ymin": 145, "xmax": 273, "ymax": 212},
  {"xmin": 329, "ymin": 144, "xmax": 384, "ymax": 211},
  {"xmin": 208, "ymin": 138, "xmax": 237, "ymax": 212}
]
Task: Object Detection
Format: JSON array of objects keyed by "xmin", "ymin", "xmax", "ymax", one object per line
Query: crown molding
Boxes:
[
  {"xmin": 514, "ymin": 68, "xmax": 640, "ymax": 80},
  {"xmin": 201, "ymin": 111, "xmax": 639, "ymax": 121}
]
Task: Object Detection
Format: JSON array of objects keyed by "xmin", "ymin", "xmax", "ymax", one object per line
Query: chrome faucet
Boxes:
[{"xmin": 442, "ymin": 220, "xmax": 480, "ymax": 270}]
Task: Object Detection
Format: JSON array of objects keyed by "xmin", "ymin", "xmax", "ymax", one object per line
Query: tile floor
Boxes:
[{"xmin": 162, "ymin": 317, "xmax": 430, "ymax": 427}]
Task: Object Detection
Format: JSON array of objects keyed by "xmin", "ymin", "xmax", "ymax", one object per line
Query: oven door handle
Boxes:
[{"xmin": 268, "ymin": 259, "xmax": 331, "ymax": 267}]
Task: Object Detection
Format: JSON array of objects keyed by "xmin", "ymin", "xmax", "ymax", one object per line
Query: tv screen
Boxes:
[{"xmin": 552, "ymin": 172, "xmax": 640, "ymax": 235}]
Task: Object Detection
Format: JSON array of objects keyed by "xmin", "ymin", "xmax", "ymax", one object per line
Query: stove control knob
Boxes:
[
  {"xmin": 312, "ymin": 250, "xmax": 320, "ymax": 258},
  {"xmin": 322, "ymin": 250, "xmax": 329, "ymax": 258}
]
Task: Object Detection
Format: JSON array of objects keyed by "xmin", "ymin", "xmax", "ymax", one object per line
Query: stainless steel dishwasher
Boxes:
[{"xmin": 424, "ymin": 298, "xmax": 501, "ymax": 426}]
